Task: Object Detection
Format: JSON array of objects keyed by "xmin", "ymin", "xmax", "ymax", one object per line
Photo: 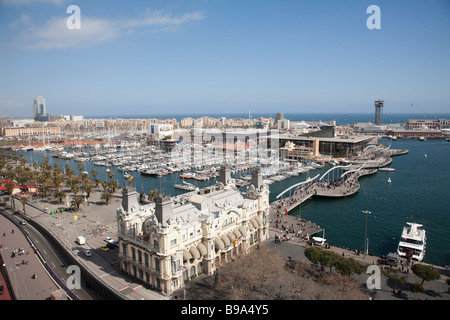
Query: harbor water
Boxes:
[{"xmin": 12, "ymin": 136, "xmax": 450, "ymax": 268}]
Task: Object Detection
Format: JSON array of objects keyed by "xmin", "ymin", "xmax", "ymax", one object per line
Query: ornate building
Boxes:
[{"xmin": 116, "ymin": 166, "xmax": 270, "ymax": 295}]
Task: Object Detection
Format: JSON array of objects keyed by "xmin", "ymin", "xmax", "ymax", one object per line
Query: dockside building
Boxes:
[{"xmin": 116, "ymin": 166, "xmax": 270, "ymax": 295}]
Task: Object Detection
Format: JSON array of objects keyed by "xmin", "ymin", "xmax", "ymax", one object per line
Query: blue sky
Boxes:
[{"xmin": 0, "ymin": 0, "xmax": 449, "ymax": 118}]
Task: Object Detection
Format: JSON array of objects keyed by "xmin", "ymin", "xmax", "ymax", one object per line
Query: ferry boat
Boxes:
[
  {"xmin": 379, "ymin": 167, "xmax": 395, "ymax": 172},
  {"xmin": 174, "ymin": 180, "xmax": 199, "ymax": 192},
  {"xmin": 397, "ymin": 222, "xmax": 426, "ymax": 261}
]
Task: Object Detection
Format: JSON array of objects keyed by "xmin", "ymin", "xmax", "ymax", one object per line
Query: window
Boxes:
[
  {"xmin": 170, "ymin": 238, "xmax": 177, "ymax": 247},
  {"xmin": 131, "ymin": 247, "xmax": 136, "ymax": 261}
]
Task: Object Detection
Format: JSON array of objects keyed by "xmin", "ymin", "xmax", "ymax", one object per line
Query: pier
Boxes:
[{"xmin": 268, "ymin": 162, "xmax": 379, "ymax": 243}]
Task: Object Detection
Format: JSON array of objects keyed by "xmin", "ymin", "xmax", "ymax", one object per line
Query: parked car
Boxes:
[
  {"xmin": 104, "ymin": 237, "xmax": 113, "ymax": 243},
  {"xmin": 100, "ymin": 245, "xmax": 109, "ymax": 252},
  {"xmin": 84, "ymin": 250, "xmax": 93, "ymax": 257}
]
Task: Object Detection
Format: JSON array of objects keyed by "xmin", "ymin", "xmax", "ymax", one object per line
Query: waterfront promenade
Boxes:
[{"xmin": 2, "ymin": 190, "xmax": 167, "ymax": 300}]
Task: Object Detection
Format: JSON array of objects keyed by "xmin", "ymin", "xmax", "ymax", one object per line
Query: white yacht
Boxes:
[
  {"xmin": 397, "ymin": 222, "xmax": 426, "ymax": 261},
  {"xmin": 174, "ymin": 180, "xmax": 199, "ymax": 192}
]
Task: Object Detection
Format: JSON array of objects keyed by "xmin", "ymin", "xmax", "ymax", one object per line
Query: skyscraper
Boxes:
[
  {"xmin": 374, "ymin": 99, "xmax": 384, "ymax": 125},
  {"xmin": 33, "ymin": 96, "xmax": 48, "ymax": 121}
]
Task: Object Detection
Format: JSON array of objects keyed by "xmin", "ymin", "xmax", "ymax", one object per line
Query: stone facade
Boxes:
[{"xmin": 116, "ymin": 166, "xmax": 270, "ymax": 295}]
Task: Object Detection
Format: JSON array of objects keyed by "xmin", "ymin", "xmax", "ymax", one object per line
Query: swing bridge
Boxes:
[{"xmin": 271, "ymin": 162, "xmax": 376, "ymax": 214}]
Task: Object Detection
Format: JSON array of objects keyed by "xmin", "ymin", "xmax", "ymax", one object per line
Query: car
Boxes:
[
  {"xmin": 0, "ymin": 285, "xmax": 3, "ymax": 294},
  {"xmin": 100, "ymin": 245, "xmax": 109, "ymax": 252},
  {"xmin": 84, "ymin": 250, "xmax": 93, "ymax": 257},
  {"xmin": 106, "ymin": 242, "xmax": 116, "ymax": 249},
  {"xmin": 19, "ymin": 220, "xmax": 26, "ymax": 225},
  {"xmin": 104, "ymin": 237, "xmax": 113, "ymax": 243}
]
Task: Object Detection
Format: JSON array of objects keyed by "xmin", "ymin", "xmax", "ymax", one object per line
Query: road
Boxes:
[{"xmin": 0, "ymin": 203, "xmax": 94, "ymax": 300}]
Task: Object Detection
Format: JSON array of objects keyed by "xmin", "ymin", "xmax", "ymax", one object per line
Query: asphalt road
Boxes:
[{"xmin": 0, "ymin": 203, "xmax": 94, "ymax": 300}]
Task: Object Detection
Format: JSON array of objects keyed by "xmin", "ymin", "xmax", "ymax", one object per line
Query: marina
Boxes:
[{"xmin": 2, "ymin": 134, "xmax": 450, "ymax": 268}]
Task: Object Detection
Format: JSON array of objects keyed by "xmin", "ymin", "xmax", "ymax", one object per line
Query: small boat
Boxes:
[
  {"xmin": 397, "ymin": 222, "xmax": 426, "ymax": 261},
  {"xmin": 174, "ymin": 180, "xmax": 199, "ymax": 192},
  {"xmin": 387, "ymin": 178, "xmax": 391, "ymax": 183},
  {"xmin": 379, "ymin": 167, "xmax": 395, "ymax": 172}
]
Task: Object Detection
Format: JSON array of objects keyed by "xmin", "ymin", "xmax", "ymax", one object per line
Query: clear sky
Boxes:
[{"xmin": 1, "ymin": 0, "xmax": 449, "ymax": 118}]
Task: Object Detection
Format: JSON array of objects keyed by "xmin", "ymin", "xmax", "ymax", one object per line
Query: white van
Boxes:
[{"xmin": 76, "ymin": 236, "xmax": 86, "ymax": 245}]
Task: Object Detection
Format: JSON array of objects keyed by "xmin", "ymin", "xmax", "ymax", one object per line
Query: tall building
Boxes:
[
  {"xmin": 374, "ymin": 99, "xmax": 384, "ymax": 125},
  {"xmin": 33, "ymin": 96, "xmax": 49, "ymax": 121},
  {"xmin": 116, "ymin": 166, "xmax": 270, "ymax": 294},
  {"xmin": 276, "ymin": 112, "xmax": 284, "ymax": 124}
]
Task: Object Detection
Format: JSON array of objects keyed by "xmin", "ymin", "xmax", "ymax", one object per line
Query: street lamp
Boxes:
[{"xmin": 362, "ymin": 210, "xmax": 371, "ymax": 259}]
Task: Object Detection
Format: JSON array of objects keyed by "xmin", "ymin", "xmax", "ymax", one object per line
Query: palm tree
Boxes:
[
  {"xmin": 54, "ymin": 189, "xmax": 67, "ymax": 205},
  {"xmin": 81, "ymin": 172, "xmax": 90, "ymax": 184},
  {"xmin": 148, "ymin": 189, "xmax": 159, "ymax": 202},
  {"xmin": 91, "ymin": 169, "xmax": 98, "ymax": 180},
  {"xmin": 6, "ymin": 180, "xmax": 15, "ymax": 209},
  {"xmin": 93, "ymin": 178, "xmax": 101, "ymax": 187},
  {"xmin": 127, "ymin": 175, "xmax": 135, "ymax": 187},
  {"xmin": 108, "ymin": 170, "xmax": 115, "ymax": 182},
  {"xmin": 65, "ymin": 164, "xmax": 73, "ymax": 177},
  {"xmin": 109, "ymin": 180, "xmax": 119, "ymax": 193},
  {"xmin": 70, "ymin": 196, "xmax": 86, "ymax": 211},
  {"xmin": 84, "ymin": 184, "xmax": 93, "ymax": 200},
  {"xmin": 100, "ymin": 190, "xmax": 113, "ymax": 205},
  {"xmin": 20, "ymin": 196, "xmax": 28, "ymax": 214},
  {"xmin": 77, "ymin": 162, "xmax": 85, "ymax": 176},
  {"xmin": 53, "ymin": 174, "xmax": 63, "ymax": 190},
  {"xmin": 38, "ymin": 183, "xmax": 52, "ymax": 198}
]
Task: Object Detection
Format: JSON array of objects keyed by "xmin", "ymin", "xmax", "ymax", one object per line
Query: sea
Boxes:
[{"xmin": 13, "ymin": 112, "xmax": 450, "ymax": 267}]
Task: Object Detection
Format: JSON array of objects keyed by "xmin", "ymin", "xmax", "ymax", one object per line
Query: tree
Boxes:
[
  {"xmin": 54, "ymin": 189, "xmax": 67, "ymax": 205},
  {"xmin": 20, "ymin": 196, "xmax": 28, "ymax": 214},
  {"xmin": 304, "ymin": 247, "xmax": 323, "ymax": 264},
  {"xmin": 84, "ymin": 184, "xmax": 93, "ymax": 199},
  {"xmin": 109, "ymin": 180, "xmax": 119, "ymax": 193},
  {"xmin": 411, "ymin": 264, "xmax": 440, "ymax": 286},
  {"xmin": 383, "ymin": 268, "xmax": 407, "ymax": 293},
  {"xmin": 101, "ymin": 190, "xmax": 113, "ymax": 205},
  {"xmin": 108, "ymin": 170, "xmax": 115, "ymax": 181},
  {"xmin": 70, "ymin": 196, "xmax": 86, "ymax": 211},
  {"xmin": 93, "ymin": 178, "xmax": 101, "ymax": 187},
  {"xmin": 148, "ymin": 189, "xmax": 160, "ymax": 202},
  {"xmin": 77, "ymin": 162, "xmax": 85, "ymax": 176},
  {"xmin": 410, "ymin": 283, "xmax": 425, "ymax": 300},
  {"xmin": 127, "ymin": 175, "xmax": 135, "ymax": 187},
  {"xmin": 91, "ymin": 169, "xmax": 98, "ymax": 180}
]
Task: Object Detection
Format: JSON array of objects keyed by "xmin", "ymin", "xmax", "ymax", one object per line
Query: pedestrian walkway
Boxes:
[{"xmin": 0, "ymin": 213, "xmax": 60, "ymax": 300}]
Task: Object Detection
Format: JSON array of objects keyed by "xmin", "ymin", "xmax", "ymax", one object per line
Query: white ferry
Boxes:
[{"xmin": 397, "ymin": 222, "xmax": 426, "ymax": 261}]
